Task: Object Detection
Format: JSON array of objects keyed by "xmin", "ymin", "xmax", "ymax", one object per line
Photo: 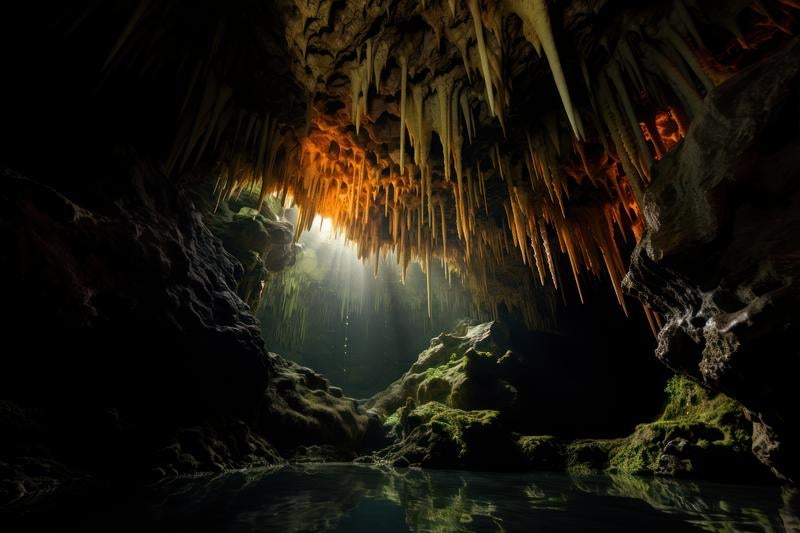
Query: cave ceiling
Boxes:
[{"xmin": 89, "ymin": 0, "xmax": 798, "ymax": 325}]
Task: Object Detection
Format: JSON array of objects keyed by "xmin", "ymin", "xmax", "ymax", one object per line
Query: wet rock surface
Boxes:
[{"xmin": 623, "ymin": 40, "xmax": 800, "ymax": 481}]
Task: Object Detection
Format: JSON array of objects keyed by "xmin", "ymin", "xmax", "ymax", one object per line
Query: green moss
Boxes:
[
  {"xmin": 404, "ymin": 402, "xmax": 500, "ymax": 457},
  {"xmin": 383, "ymin": 407, "xmax": 403, "ymax": 430},
  {"xmin": 661, "ymin": 376, "xmax": 749, "ymax": 446},
  {"xmin": 420, "ymin": 352, "xmax": 466, "ymax": 384},
  {"xmin": 566, "ymin": 440, "xmax": 617, "ymax": 475},
  {"xmin": 518, "ymin": 435, "xmax": 557, "ymax": 450},
  {"xmin": 608, "ymin": 376, "xmax": 751, "ymax": 476},
  {"xmin": 424, "ymin": 366, "xmax": 446, "ymax": 381},
  {"xmin": 518, "ymin": 435, "xmax": 565, "ymax": 470},
  {"xmin": 608, "ymin": 427, "xmax": 661, "ymax": 475}
]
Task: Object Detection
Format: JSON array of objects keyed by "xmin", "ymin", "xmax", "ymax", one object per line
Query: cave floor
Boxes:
[{"xmin": 3, "ymin": 464, "xmax": 795, "ymax": 532}]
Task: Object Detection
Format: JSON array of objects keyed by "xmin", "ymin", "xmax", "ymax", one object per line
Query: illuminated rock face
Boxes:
[{"xmin": 624, "ymin": 40, "xmax": 800, "ymax": 481}]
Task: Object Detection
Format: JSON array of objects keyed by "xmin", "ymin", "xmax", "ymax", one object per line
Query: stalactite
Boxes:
[
  {"xmin": 400, "ymin": 56, "xmax": 408, "ymax": 176},
  {"xmin": 425, "ymin": 241, "xmax": 432, "ymax": 318},
  {"xmin": 642, "ymin": 41, "xmax": 704, "ymax": 118},
  {"xmin": 467, "ymin": 0, "xmax": 496, "ymax": 117},
  {"xmin": 606, "ymin": 61, "xmax": 653, "ymax": 178},
  {"xmin": 373, "ymin": 40, "xmax": 389, "ymax": 93},
  {"xmin": 365, "ymin": 39, "xmax": 374, "ymax": 91},
  {"xmin": 434, "ymin": 79, "xmax": 452, "ymax": 183},
  {"xmin": 104, "ymin": 0, "xmax": 151, "ymax": 69},
  {"xmin": 305, "ymin": 91, "xmax": 313, "ymax": 135},
  {"xmin": 351, "ymin": 61, "xmax": 363, "ymax": 133},
  {"xmin": 660, "ymin": 24, "xmax": 715, "ymax": 93},
  {"xmin": 92, "ymin": 0, "xmax": 794, "ymax": 335},
  {"xmin": 507, "ymin": 0, "xmax": 585, "ymax": 139},
  {"xmin": 597, "ymin": 74, "xmax": 645, "ymax": 206}
]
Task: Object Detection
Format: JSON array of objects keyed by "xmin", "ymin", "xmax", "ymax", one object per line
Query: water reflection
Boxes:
[{"xmin": 5, "ymin": 464, "xmax": 798, "ymax": 532}]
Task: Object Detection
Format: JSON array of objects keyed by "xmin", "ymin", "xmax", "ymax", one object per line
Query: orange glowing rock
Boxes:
[{"xmin": 655, "ymin": 109, "xmax": 686, "ymax": 152}]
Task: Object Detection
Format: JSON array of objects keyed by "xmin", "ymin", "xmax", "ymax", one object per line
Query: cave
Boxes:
[{"xmin": 1, "ymin": 0, "xmax": 799, "ymax": 531}]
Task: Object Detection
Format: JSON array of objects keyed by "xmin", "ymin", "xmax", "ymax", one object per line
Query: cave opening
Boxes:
[{"xmin": 1, "ymin": 1, "xmax": 799, "ymax": 531}]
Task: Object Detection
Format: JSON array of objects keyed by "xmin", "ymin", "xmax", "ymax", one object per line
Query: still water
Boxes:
[{"xmin": 6, "ymin": 464, "xmax": 799, "ymax": 532}]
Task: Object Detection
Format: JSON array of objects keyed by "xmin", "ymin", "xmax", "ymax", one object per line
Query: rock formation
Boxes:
[
  {"xmin": 624, "ymin": 39, "xmax": 800, "ymax": 481},
  {"xmin": 362, "ymin": 320, "xmax": 768, "ymax": 480},
  {"xmin": 0, "ymin": 164, "xmax": 375, "ymax": 506}
]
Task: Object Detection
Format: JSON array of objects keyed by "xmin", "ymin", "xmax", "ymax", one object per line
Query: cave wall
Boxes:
[
  {"xmin": 0, "ymin": 160, "xmax": 386, "ymax": 506},
  {"xmin": 624, "ymin": 39, "xmax": 800, "ymax": 481}
]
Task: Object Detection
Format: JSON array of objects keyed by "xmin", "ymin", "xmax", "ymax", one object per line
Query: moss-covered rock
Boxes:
[
  {"xmin": 608, "ymin": 376, "xmax": 770, "ymax": 480},
  {"xmin": 518, "ymin": 436, "xmax": 620, "ymax": 475},
  {"xmin": 365, "ymin": 402, "xmax": 519, "ymax": 469},
  {"xmin": 516, "ymin": 376, "xmax": 772, "ymax": 481},
  {"xmin": 365, "ymin": 322, "xmax": 514, "ymax": 415},
  {"xmin": 566, "ymin": 440, "xmax": 619, "ymax": 475},
  {"xmin": 518, "ymin": 436, "xmax": 565, "ymax": 470},
  {"xmin": 369, "ymin": 322, "xmax": 774, "ymax": 482}
]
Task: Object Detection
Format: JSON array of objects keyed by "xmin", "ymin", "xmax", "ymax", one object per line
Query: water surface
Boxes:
[{"xmin": 5, "ymin": 464, "xmax": 798, "ymax": 532}]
